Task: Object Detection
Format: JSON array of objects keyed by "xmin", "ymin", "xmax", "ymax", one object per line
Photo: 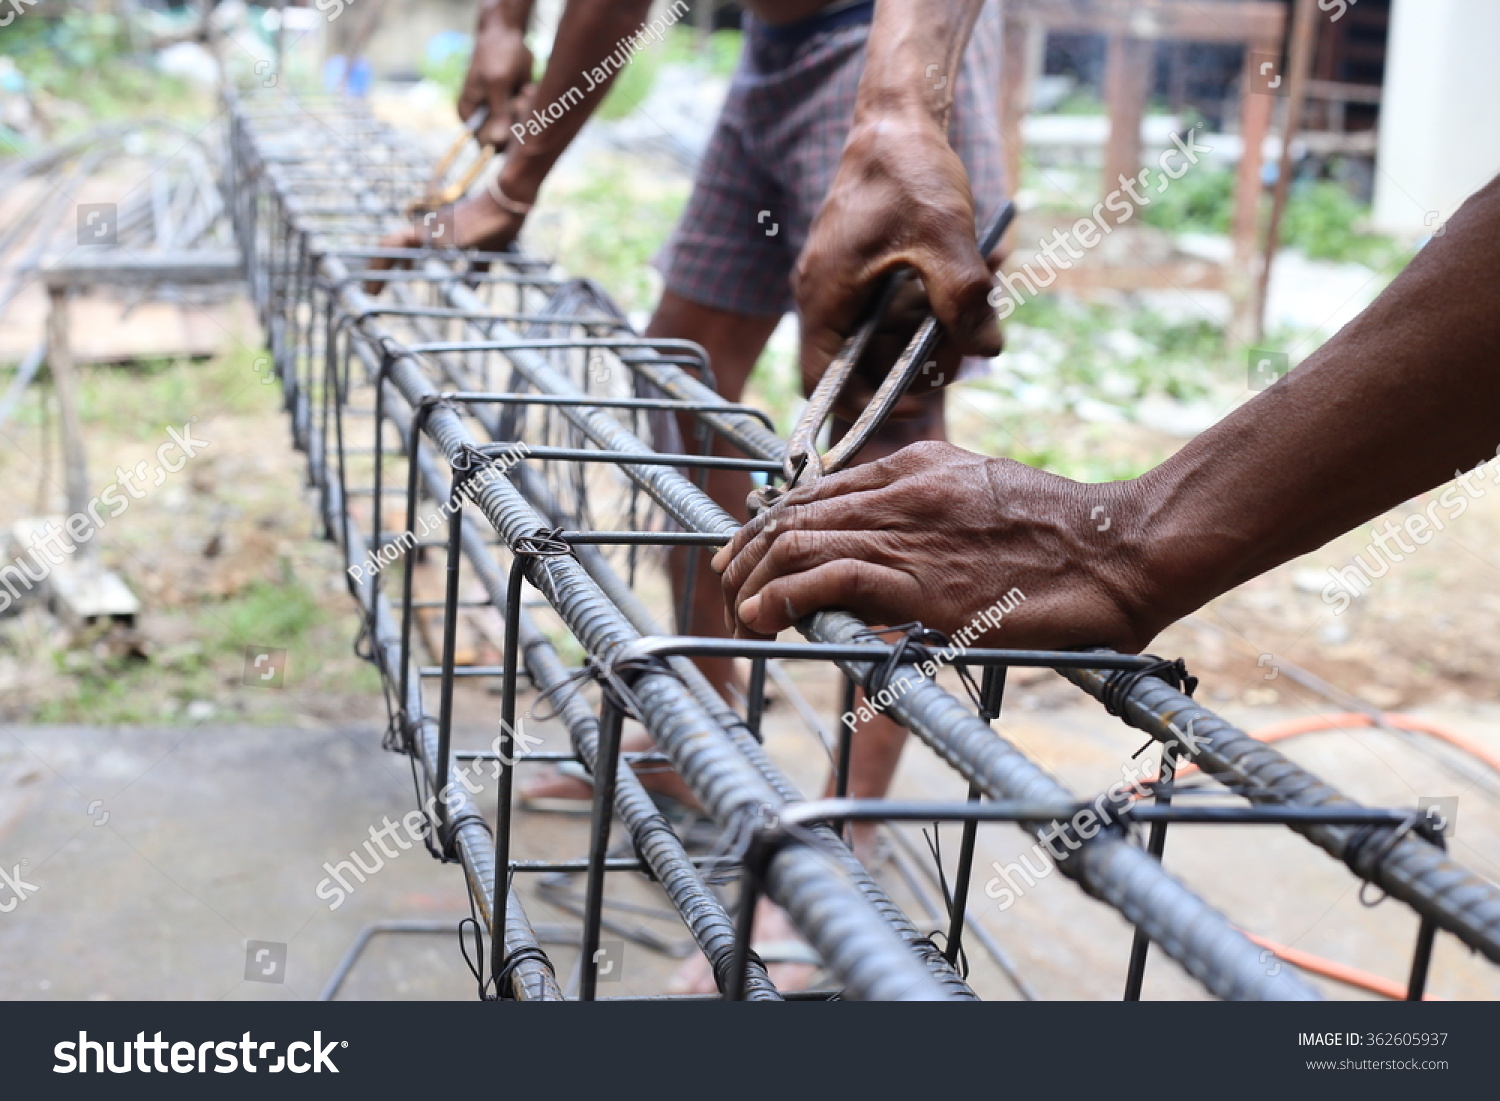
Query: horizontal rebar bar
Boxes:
[{"xmin": 1063, "ymin": 666, "xmax": 1500, "ymax": 963}]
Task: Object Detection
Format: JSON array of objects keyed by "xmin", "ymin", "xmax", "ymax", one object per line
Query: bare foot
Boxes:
[{"xmin": 668, "ymin": 897, "xmax": 822, "ymax": 996}]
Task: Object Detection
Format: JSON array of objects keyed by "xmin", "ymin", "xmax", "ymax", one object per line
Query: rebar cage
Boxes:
[{"xmin": 226, "ymin": 92, "xmax": 1500, "ymax": 1002}]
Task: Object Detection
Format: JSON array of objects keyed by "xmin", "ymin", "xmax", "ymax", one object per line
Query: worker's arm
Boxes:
[
  {"xmin": 717, "ymin": 176, "xmax": 1500, "ymax": 649},
  {"xmin": 794, "ymin": 0, "xmax": 1001, "ymax": 400},
  {"xmin": 458, "ymin": 0, "xmax": 538, "ymax": 148},
  {"xmin": 378, "ymin": 0, "xmax": 656, "ymax": 259},
  {"xmin": 491, "ymin": 0, "xmax": 656, "ymax": 209}
]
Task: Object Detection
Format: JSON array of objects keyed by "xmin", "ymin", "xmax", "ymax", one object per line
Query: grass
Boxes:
[
  {"xmin": 28, "ymin": 577, "xmax": 380, "ymax": 725},
  {"xmin": 541, "ymin": 155, "xmax": 690, "ymax": 314},
  {"xmin": 948, "ymin": 293, "xmax": 1228, "ymax": 481},
  {"xmin": 1138, "ymin": 163, "xmax": 1411, "ymax": 268},
  {"xmin": 582, "ymin": 26, "xmax": 741, "ymax": 121},
  {"xmin": 0, "ymin": 339, "xmax": 380, "ymax": 726},
  {"xmin": 0, "ymin": 345, "xmax": 281, "ymax": 441},
  {"xmin": 0, "ymin": 11, "xmax": 204, "ymax": 148}
]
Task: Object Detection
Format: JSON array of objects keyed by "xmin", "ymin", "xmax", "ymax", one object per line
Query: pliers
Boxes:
[{"xmin": 747, "ymin": 199, "xmax": 1015, "ymax": 517}]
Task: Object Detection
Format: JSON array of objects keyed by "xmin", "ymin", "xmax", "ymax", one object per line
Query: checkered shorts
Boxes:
[{"xmin": 656, "ymin": 0, "xmax": 1006, "ymax": 318}]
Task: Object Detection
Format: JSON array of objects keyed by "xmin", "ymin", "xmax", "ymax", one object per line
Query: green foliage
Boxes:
[
  {"xmin": 745, "ymin": 334, "xmax": 802, "ymax": 437},
  {"xmin": 595, "ymin": 46, "xmax": 661, "ymax": 121},
  {"xmin": 1051, "ymin": 88, "xmax": 1107, "ymax": 116},
  {"xmin": 596, "ymin": 27, "xmax": 741, "ymax": 120},
  {"xmin": 1138, "ymin": 164, "xmax": 1409, "ymax": 268},
  {"xmin": 211, "ymin": 579, "xmax": 322, "ymax": 650},
  {"xmin": 1280, "ymin": 179, "xmax": 1406, "ymax": 267},
  {"xmin": 42, "ymin": 348, "xmax": 279, "ymax": 441},
  {"xmin": 543, "ymin": 156, "xmax": 689, "ymax": 313},
  {"xmin": 949, "ymin": 293, "xmax": 1228, "ymax": 481},
  {"xmin": 2, "ymin": 10, "xmax": 197, "ymax": 129},
  {"xmin": 1007, "ymin": 294, "xmax": 1222, "ymax": 402},
  {"xmin": 420, "ymin": 43, "xmax": 470, "ymax": 101},
  {"xmin": 30, "ymin": 575, "xmax": 377, "ymax": 724},
  {"xmin": 1140, "ymin": 165, "xmax": 1234, "ymax": 234}
]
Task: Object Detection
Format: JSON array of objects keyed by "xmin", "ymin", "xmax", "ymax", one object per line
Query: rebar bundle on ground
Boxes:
[{"xmin": 227, "ymin": 92, "xmax": 1499, "ymax": 1002}]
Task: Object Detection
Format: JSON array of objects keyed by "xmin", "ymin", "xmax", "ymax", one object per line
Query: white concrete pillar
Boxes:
[{"xmin": 1373, "ymin": 0, "xmax": 1500, "ymax": 235}]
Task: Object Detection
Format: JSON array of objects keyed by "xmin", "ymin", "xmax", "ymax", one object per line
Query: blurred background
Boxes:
[{"xmin": 2, "ymin": 0, "xmax": 1500, "ymax": 1002}]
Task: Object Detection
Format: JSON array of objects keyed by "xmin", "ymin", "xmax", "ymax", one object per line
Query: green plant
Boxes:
[
  {"xmin": 1051, "ymin": 88, "xmax": 1107, "ymax": 116},
  {"xmin": 595, "ymin": 26, "xmax": 742, "ymax": 120},
  {"xmin": 3, "ymin": 10, "xmax": 199, "ymax": 130},
  {"xmin": 542, "ymin": 157, "xmax": 689, "ymax": 312},
  {"xmin": 1280, "ymin": 178, "xmax": 1407, "ymax": 267},
  {"xmin": 420, "ymin": 43, "xmax": 470, "ymax": 101},
  {"xmin": 1140, "ymin": 165, "xmax": 1235, "ymax": 234}
]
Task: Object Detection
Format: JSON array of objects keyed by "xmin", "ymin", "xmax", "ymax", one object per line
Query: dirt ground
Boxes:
[{"xmin": 3, "ymin": 107, "xmax": 1499, "ymax": 1001}]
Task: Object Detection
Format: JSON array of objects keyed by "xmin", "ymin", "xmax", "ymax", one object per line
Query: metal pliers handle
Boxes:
[
  {"xmin": 408, "ymin": 105, "xmax": 495, "ymax": 216},
  {"xmin": 748, "ymin": 199, "xmax": 1015, "ymax": 516}
]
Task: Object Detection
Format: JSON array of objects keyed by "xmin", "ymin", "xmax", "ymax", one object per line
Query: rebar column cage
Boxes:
[{"xmin": 226, "ymin": 92, "xmax": 1500, "ymax": 1002}]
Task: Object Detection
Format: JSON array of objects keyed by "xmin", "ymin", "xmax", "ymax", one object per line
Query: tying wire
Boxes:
[
  {"xmin": 1098, "ymin": 655, "xmax": 1198, "ymax": 717},
  {"xmin": 921, "ymin": 824, "xmax": 970, "ymax": 980},
  {"xmin": 850, "ymin": 622, "xmax": 986, "ymax": 714}
]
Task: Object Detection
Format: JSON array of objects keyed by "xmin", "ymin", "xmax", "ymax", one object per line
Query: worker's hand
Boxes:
[
  {"xmin": 459, "ymin": 12, "xmax": 537, "ymax": 149},
  {"xmin": 838, "ymin": 275, "xmax": 985, "ymax": 422},
  {"xmin": 712, "ymin": 441, "xmax": 1159, "ymax": 651},
  {"xmin": 362, "ymin": 194, "xmax": 525, "ymax": 294},
  {"xmin": 795, "ymin": 115, "xmax": 1002, "ymax": 404}
]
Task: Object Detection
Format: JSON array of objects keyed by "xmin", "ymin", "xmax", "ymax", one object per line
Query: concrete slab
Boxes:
[{"xmin": 3, "ymin": 689, "xmax": 1498, "ymax": 1001}]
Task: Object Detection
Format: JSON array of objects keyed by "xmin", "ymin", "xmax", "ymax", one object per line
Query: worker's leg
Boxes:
[
  {"xmin": 520, "ymin": 292, "xmax": 779, "ymax": 806},
  {"xmin": 823, "ymin": 392, "xmax": 948, "ymax": 859},
  {"xmin": 653, "ymin": 292, "xmax": 780, "ymax": 697}
]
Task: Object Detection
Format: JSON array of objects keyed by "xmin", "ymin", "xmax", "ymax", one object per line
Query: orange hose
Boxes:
[
  {"xmin": 1167, "ymin": 710, "xmax": 1500, "ymax": 780},
  {"xmin": 1241, "ymin": 933, "xmax": 1439, "ymax": 1000},
  {"xmin": 1143, "ymin": 710, "xmax": 1494, "ymax": 999}
]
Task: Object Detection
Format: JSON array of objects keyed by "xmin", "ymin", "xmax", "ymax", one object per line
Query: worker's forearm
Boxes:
[
  {"xmin": 1130, "ymin": 176, "xmax": 1500, "ymax": 626},
  {"xmin": 498, "ymin": 0, "xmax": 656, "ymax": 202},
  {"xmin": 854, "ymin": 0, "xmax": 986, "ymax": 132}
]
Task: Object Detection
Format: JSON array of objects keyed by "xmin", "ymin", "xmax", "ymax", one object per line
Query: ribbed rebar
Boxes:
[{"xmin": 1064, "ymin": 666, "xmax": 1500, "ymax": 963}]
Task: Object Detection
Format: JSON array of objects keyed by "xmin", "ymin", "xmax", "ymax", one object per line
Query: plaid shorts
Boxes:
[{"xmin": 656, "ymin": 0, "xmax": 1006, "ymax": 318}]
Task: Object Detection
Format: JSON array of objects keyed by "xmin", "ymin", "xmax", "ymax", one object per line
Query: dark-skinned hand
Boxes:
[
  {"xmin": 795, "ymin": 117, "xmax": 1003, "ymax": 417},
  {"xmin": 458, "ymin": 18, "xmax": 537, "ymax": 149},
  {"xmin": 712, "ymin": 441, "xmax": 1159, "ymax": 652}
]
